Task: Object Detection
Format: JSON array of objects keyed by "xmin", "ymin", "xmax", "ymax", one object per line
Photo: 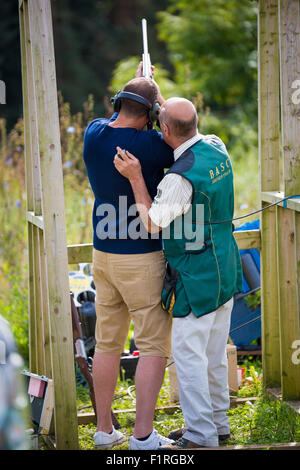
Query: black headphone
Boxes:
[{"xmin": 110, "ymin": 91, "xmax": 160, "ymax": 125}]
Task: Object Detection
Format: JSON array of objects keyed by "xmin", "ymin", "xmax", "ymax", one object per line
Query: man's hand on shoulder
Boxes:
[{"xmin": 113, "ymin": 146, "xmax": 159, "ymax": 233}]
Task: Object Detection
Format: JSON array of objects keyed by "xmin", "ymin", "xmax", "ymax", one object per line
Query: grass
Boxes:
[
  {"xmin": 76, "ymin": 360, "xmax": 300, "ymax": 450},
  {"xmin": 227, "ymin": 399, "xmax": 300, "ymax": 446}
]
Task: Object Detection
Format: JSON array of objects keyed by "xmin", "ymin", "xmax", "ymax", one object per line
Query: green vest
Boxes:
[{"xmin": 161, "ymin": 138, "xmax": 243, "ymax": 318}]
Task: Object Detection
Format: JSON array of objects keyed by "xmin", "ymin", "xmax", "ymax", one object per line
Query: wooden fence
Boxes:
[{"xmin": 258, "ymin": 0, "xmax": 300, "ymax": 400}]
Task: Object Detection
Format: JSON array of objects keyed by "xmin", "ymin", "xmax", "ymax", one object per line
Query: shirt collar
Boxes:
[{"xmin": 174, "ymin": 132, "xmax": 203, "ymax": 161}]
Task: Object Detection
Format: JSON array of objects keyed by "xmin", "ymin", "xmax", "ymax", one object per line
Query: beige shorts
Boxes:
[{"xmin": 92, "ymin": 249, "xmax": 172, "ymax": 358}]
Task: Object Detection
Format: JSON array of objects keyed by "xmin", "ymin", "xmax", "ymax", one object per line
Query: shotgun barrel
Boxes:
[{"xmin": 142, "ymin": 18, "xmax": 152, "ymax": 79}]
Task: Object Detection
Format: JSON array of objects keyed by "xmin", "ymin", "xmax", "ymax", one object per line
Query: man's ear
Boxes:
[{"xmin": 162, "ymin": 122, "xmax": 169, "ymax": 136}]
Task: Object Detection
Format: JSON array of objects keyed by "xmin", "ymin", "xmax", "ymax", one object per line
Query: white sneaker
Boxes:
[
  {"xmin": 129, "ymin": 429, "xmax": 174, "ymax": 450},
  {"xmin": 94, "ymin": 426, "xmax": 125, "ymax": 449}
]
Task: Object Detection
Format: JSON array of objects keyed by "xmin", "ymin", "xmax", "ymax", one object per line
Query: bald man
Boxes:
[{"xmin": 114, "ymin": 97, "xmax": 242, "ymax": 449}]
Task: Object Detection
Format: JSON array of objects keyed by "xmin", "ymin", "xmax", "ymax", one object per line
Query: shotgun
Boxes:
[{"xmin": 142, "ymin": 18, "xmax": 152, "ymax": 79}]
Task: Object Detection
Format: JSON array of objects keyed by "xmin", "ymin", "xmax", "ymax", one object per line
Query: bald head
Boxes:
[{"xmin": 160, "ymin": 97, "xmax": 198, "ymax": 142}]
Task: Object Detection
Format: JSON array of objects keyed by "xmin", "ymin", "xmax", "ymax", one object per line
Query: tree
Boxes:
[
  {"xmin": 0, "ymin": 0, "xmax": 170, "ymax": 126},
  {"xmin": 157, "ymin": 0, "xmax": 258, "ymax": 117},
  {"xmin": 0, "ymin": 1, "xmax": 22, "ymax": 127}
]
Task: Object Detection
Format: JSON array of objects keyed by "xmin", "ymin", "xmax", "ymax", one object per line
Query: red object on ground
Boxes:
[{"xmin": 237, "ymin": 367, "xmax": 246, "ymax": 387}]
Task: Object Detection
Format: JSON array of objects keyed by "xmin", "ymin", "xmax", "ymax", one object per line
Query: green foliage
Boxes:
[
  {"xmin": 157, "ymin": 0, "xmax": 258, "ymax": 115},
  {"xmin": 110, "ymin": 56, "xmax": 181, "ymax": 99},
  {"xmin": 237, "ymin": 365, "xmax": 263, "ymax": 398},
  {"xmin": 228, "ymin": 399, "xmax": 300, "ymax": 445},
  {"xmin": 245, "ymin": 289, "xmax": 261, "ymax": 311},
  {"xmin": 0, "ymin": 269, "xmax": 28, "ymax": 363},
  {"xmin": 0, "ymin": 1, "xmax": 22, "ymax": 126},
  {"xmin": 0, "ymin": 117, "xmax": 29, "ymax": 362},
  {"xmin": 0, "ymin": 0, "xmax": 172, "ymax": 126}
]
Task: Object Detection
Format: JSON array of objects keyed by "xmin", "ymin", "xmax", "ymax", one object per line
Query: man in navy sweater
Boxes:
[{"xmin": 83, "ymin": 67, "xmax": 174, "ymax": 450}]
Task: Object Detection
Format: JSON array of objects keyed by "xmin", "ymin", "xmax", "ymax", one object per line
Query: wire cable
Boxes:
[
  {"xmin": 204, "ymin": 195, "xmax": 300, "ymax": 225},
  {"xmin": 229, "ymin": 315, "xmax": 261, "ymax": 335}
]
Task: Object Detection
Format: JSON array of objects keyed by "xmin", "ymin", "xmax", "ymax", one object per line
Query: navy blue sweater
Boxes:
[{"xmin": 83, "ymin": 113, "xmax": 174, "ymax": 254}]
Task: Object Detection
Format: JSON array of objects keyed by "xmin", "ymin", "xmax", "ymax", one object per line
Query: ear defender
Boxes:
[
  {"xmin": 110, "ymin": 91, "xmax": 160, "ymax": 124},
  {"xmin": 149, "ymin": 101, "xmax": 161, "ymax": 124},
  {"xmin": 110, "ymin": 91, "xmax": 122, "ymax": 113}
]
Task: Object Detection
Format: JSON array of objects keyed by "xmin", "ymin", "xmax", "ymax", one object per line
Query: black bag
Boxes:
[{"xmin": 161, "ymin": 262, "xmax": 179, "ymax": 315}]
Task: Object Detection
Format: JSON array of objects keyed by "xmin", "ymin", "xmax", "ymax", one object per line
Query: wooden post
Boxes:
[
  {"xmin": 19, "ymin": 0, "xmax": 79, "ymax": 449},
  {"xmin": 279, "ymin": 0, "xmax": 300, "ymax": 196},
  {"xmin": 258, "ymin": 0, "xmax": 281, "ymax": 388},
  {"xmin": 295, "ymin": 212, "xmax": 300, "ymax": 313},
  {"xmin": 277, "ymin": 0, "xmax": 300, "ymax": 400},
  {"xmin": 19, "ymin": 0, "xmax": 38, "ymax": 375},
  {"xmin": 276, "ymin": 207, "xmax": 300, "ymax": 399}
]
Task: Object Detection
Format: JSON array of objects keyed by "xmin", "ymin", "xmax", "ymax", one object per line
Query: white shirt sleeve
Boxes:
[{"xmin": 148, "ymin": 173, "xmax": 193, "ymax": 228}]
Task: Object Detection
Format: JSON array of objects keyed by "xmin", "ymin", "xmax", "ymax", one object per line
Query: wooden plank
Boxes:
[
  {"xmin": 39, "ymin": 379, "xmax": 54, "ymax": 435},
  {"xmin": 78, "ymin": 412, "xmax": 97, "ymax": 426},
  {"xmin": 233, "ymin": 230, "xmax": 261, "ymax": 250},
  {"xmin": 295, "ymin": 210, "xmax": 300, "ymax": 318},
  {"xmin": 27, "ymin": 0, "xmax": 78, "ymax": 449},
  {"xmin": 19, "ymin": 2, "xmax": 37, "ymax": 375},
  {"xmin": 22, "ymin": 0, "xmax": 46, "ymax": 378},
  {"xmin": 26, "ymin": 211, "xmax": 44, "ymax": 230},
  {"xmin": 261, "ymin": 191, "xmax": 284, "ymax": 204},
  {"xmin": 258, "ymin": 0, "xmax": 281, "ymax": 390},
  {"xmin": 77, "ymin": 405, "xmax": 182, "ymax": 425},
  {"xmin": 77, "ymin": 397, "xmax": 259, "ymax": 425},
  {"xmin": 277, "ymin": 206, "xmax": 300, "ymax": 399},
  {"xmin": 279, "ymin": 0, "xmax": 300, "ymax": 196},
  {"xmin": 237, "ymin": 350, "xmax": 262, "ymax": 356},
  {"xmin": 67, "ymin": 231, "xmax": 261, "ymax": 266},
  {"xmin": 23, "ymin": 0, "xmax": 46, "ymax": 379},
  {"xmin": 229, "ymin": 397, "xmax": 259, "ymax": 408},
  {"xmin": 194, "ymin": 442, "xmax": 300, "ymax": 451},
  {"xmin": 294, "ymin": 211, "xmax": 300, "ymax": 401},
  {"xmin": 262, "ymin": 191, "xmax": 300, "ymax": 210},
  {"xmin": 39, "ymin": 229, "xmax": 52, "ymax": 379},
  {"xmin": 28, "ymin": 226, "xmax": 38, "ymax": 373},
  {"xmin": 32, "ymin": 227, "xmax": 45, "ymax": 376},
  {"xmin": 261, "ymin": 205, "xmax": 281, "ymax": 387},
  {"xmin": 261, "ymin": 191, "xmax": 300, "ymax": 212},
  {"xmin": 258, "ymin": 0, "xmax": 281, "ymax": 193},
  {"xmin": 67, "ymin": 243, "xmax": 93, "ymax": 264}
]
